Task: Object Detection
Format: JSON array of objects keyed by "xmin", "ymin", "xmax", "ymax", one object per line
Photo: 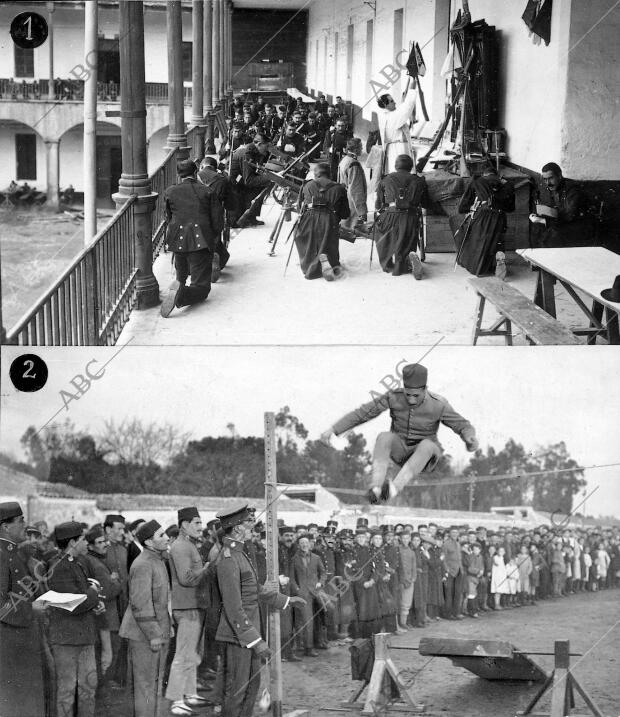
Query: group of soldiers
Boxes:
[{"xmin": 3, "ymin": 497, "xmax": 617, "ymax": 717}]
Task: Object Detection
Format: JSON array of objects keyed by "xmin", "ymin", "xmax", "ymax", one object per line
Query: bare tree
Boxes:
[{"xmin": 98, "ymin": 418, "xmax": 191, "ymax": 467}]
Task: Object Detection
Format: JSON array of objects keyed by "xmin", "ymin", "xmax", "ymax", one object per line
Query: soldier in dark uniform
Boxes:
[
  {"xmin": 278, "ymin": 526, "xmax": 301, "ymax": 661},
  {"xmin": 351, "ymin": 528, "xmax": 380, "ymax": 638},
  {"xmin": 161, "ymin": 159, "xmax": 218, "ymax": 318},
  {"xmin": 321, "ymin": 363, "xmax": 478, "ymax": 504},
  {"xmin": 119, "ymin": 521, "xmax": 171, "ymax": 717},
  {"xmin": 334, "ymin": 529, "xmax": 357, "ymax": 639},
  {"xmin": 275, "ymin": 123, "xmax": 306, "ymax": 158},
  {"xmin": 218, "ymin": 121, "xmax": 247, "ymax": 163},
  {"xmin": 229, "ymin": 134, "xmax": 272, "ymax": 228},
  {"xmin": 323, "ymin": 118, "xmax": 353, "ymax": 180},
  {"xmin": 411, "ymin": 533, "xmax": 429, "ymax": 627},
  {"xmin": 529, "ymin": 161, "xmax": 594, "ymax": 247},
  {"xmin": 0, "ymin": 502, "xmax": 46, "ymax": 717},
  {"xmin": 48, "ymin": 521, "xmax": 105, "ymax": 717},
  {"xmin": 303, "ymin": 112, "xmax": 324, "ymax": 161},
  {"xmin": 455, "ymin": 165, "xmax": 515, "ymax": 277},
  {"xmin": 375, "ymin": 154, "xmax": 429, "ymax": 278},
  {"xmin": 215, "ymin": 504, "xmax": 305, "ymax": 717},
  {"xmin": 198, "ymin": 156, "xmax": 237, "ymax": 281},
  {"xmin": 314, "ymin": 93, "xmax": 329, "ymax": 116},
  {"xmin": 294, "ymin": 162, "xmax": 350, "ymax": 281}
]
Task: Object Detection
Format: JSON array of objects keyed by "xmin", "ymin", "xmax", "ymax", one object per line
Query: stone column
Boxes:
[
  {"xmin": 211, "ymin": 0, "xmax": 220, "ymax": 108},
  {"xmin": 44, "ymin": 139, "xmax": 60, "ymax": 210},
  {"xmin": 46, "ymin": 1, "xmax": 55, "ymax": 100},
  {"xmin": 227, "ymin": 2, "xmax": 233, "ymax": 97},
  {"xmin": 113, "ymin": 0, "xmax": 159, "ymax": 310},
  {"xmin": 190, "ymin": 0, "xmax": 206, "ymax": 160},
  {"xmin": 83, "ymin": 0, "xmax": 98, "ymax": 242},
  {"xmin": 218, "ymin": 0, "xmax": 225, "ymax": 102},
  {"xmin": 166, "ymin": 0, "xmax": 190, "ymax": 157},
  {"xmin": 203, "ymin": 0, "xmax": 216, "ymax": 153}
]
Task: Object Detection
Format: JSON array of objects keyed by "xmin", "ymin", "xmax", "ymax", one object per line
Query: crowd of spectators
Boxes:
[{"xmin": 1, "ymin": 499, "xmax": 618, "ymax": 717}]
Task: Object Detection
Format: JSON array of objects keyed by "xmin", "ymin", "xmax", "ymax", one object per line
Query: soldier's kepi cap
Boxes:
[
  {"xmin": 402, "ymin": 363, "xmax": 427, "ymax": 389},
  {"xmin": 216, "ymin": 503, "xmax": 253, "ymax": 530},
  {"xmin": 0, "ymin": 501, "xmax": 23, "ymax": 522},
  {"xmin": 136, "ymin": 520, "xmax": 162, "ymax": 545},
  {"xmin": 178, "ymin": 506, "xmax": 200, "ymax": 524},
  {"xmin": 54, "ymin": 521, "xmax": 84, "ymax": 543}
]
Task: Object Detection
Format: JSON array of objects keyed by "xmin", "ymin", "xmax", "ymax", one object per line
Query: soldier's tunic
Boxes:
[
  {"xmin": 338, "ymin": 153, "xmax": 368, "ymax": 231},
  {"xmin": 229, "ymin": 143, "xmax": 271, "ymax": 225},
  {"xmin": 0, "ymin": 537, "xmax": 45, "ymax": 717},
  {"xmin": 375, "ymin": 170, "xmax": 428, "ymax": 275},
  {"xmin": 119, "ymin": 548, "xmax": 171, "ymax": 717},
  {"xmin": 216, "ymin": 536, "xmax": 289, "ymax": 717},
  {"xmin": 294, "ymin": 178, "xmax": 350, "ymax": 279},
  {"xmin": 164, "ymin": 177, "xmax": 218, "ymax": 307},
  {"xmin": 455, "ymin": 174, "xmax": 515, "ymax": 276},
  {"xmin": 198, "ymin": 167, "xmax": 237, "ymax": 270},
  {"xmin": 333, "ymin": 387, "xmax": 475, "ymax": 469}
]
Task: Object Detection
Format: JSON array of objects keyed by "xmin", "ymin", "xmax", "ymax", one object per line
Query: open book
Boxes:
[{"xmin": 35, "ymin": 591, "xmax": 87, "ymax": 612}]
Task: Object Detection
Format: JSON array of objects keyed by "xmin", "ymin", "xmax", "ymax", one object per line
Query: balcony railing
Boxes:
[
  {"xmin": 5, "ymin": 127, "xmax": 201, "ymax": 346},
  {"xmin": 0, "ymin": 78, "xmax": 192, "ymax": 105},
  {"xmin": 6, "ymin": 196, "xmax": 138, "ymax": 346}
]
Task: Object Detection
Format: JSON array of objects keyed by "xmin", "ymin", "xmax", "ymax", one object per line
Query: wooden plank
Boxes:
[
  {"xmin": 264, "ymin": 412, "xmax": 283, "ymax": 717},
  {"xmin": 468, "ymin": 277, "xmax": 580, "ymax": 345},
  {"xmin": 419, "ymin": 637, "xmax": 514, "ymax": 659},
  {"xmin": 418, "ymin": 637, "xmax": 547, "ymax": 683}
]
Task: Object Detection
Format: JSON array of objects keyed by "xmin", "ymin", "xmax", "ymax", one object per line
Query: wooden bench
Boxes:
[{"xmin": 469, "ymin": 277, "xmax": 581, "ymax": 345}]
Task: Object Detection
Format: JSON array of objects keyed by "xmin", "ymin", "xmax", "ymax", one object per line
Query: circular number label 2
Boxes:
[
  {"xmin": 9, "ymin": 354, "xmax": 48, "ymax": 392},
  {"xmin": 10, "ymin": 12, "xmax": 48, "ymax": 50}
]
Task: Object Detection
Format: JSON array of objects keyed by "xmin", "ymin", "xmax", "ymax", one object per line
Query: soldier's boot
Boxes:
[{"xmin": 319, "ymin": 253, "xmax": 335, "ymax": 281}]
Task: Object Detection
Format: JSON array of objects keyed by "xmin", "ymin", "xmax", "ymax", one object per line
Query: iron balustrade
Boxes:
[
  {"xmin": 5, "ymin": 125, "xmax": 204, "ymax": 346},
  {"xmin": 0, "ymin": 79, "xmax": 192, "ymax": 104},
  {"xmin": 6, "ymin": 196, "xmax": 138, "ymax": 346}
]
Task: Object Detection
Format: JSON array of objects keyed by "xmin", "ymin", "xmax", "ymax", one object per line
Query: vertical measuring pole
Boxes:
[{"xmin": 264, "ymin": 412, "xmax": 283, "ymax": 717}]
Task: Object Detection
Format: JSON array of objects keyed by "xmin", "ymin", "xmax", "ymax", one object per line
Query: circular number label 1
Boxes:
[
  {"xmin": 9, "ymin": 354, "xmax": 48, "ymax": 392},
  {"xmin": 10, "ymin": 12, "xmax": 48, "ymax": 50}
]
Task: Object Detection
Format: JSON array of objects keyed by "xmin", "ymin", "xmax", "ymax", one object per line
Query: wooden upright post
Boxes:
[{"xmin": 264, "ymin": 412, "xmax": 283, "ymax": 717}]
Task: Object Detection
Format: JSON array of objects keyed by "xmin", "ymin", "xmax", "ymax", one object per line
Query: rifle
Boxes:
[
  {"xmin": 415, "ymin": 48, "xmax": 475, "ymax": 174},
  {"xmin": 283, "ymin": 206, "xmax": 304, "ymax": 276}
]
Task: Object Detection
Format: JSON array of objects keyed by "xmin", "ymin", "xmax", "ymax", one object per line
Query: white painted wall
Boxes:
[
  {"xmin": 463, "ymin": 0, "xmax": 572, "ymax": 176},
  {"xmin": 562, "ymin": 0, "xmax": 620, "ymax": 180}
]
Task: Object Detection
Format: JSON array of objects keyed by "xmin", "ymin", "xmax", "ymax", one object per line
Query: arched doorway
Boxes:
[
  {"xmin": 59, "ymin": 121, "xmax": 122, "ymax": 207},
  {"xmin": 0, "ymin": 120, "xmax": 44, "ymax": 193}
]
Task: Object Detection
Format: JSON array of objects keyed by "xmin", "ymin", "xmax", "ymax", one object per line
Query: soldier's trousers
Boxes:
[
  {"xmin": 128, "ymin": 639, "xmax": 168, "ymax": 717},
  {"xmin": 220, "ymin": 642, "xmax": 262, "ymax": 717},
  {"xmin": 52, "ymin": 644, "xmax": 97, "ymax": 717},
  {"xmin": 372, "ymin": 433, "xmax": 441, "ymax": 493}
]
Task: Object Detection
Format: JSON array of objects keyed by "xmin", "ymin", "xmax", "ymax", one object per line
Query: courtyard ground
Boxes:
[{"xmin": 118, "ymin": 196, "xmax": 592, "ymax": 347}]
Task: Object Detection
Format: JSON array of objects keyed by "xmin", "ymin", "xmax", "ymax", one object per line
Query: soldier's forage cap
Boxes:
[
  {"xmin": 402, "ymin": 363, "xmax": 427, "ymax": 389},
  {"xmin": 206, "ymin": 518, "xmax": 220, "ymax": 530},
  {"xmin": 128, "ymin": 519, "xmax": 146, "ymax": 533},
  {"xmin": 165, "ymin": 524, "xmax": 179, "ymax": 539},
  {"xmin": 0, "ymin": 502, "xmax": 23, "ymax": 522},
  {"xmin": 327, "ymin": 520, "xmax": 339, "ymax": 528},
  {"xmin": 85, "ymin": 524, "xmax": 105, "ymax": 543},
  {"xmin": 308, "ymin": 523, "xmax": 318, "ymax": 530},
  {"xmin": 136, "ymin": 520, "xmax": 161, "ymax": 545},
  {"xmin": 25, "ymin": 524, "xmax": 41, "ymax": 536},
  {"xmin": 105, "ymin": 514, "xmax": 125, "ymax": 525},
  {"xmin": 216, "ymin": 503, "xmax": 253, "ymax": 530},
  {"xmin": 356, "ymin": 517, "xmax": 369, "ymax": 527},
  {"xmin": 54, "ymin": 521, "xmax": 84, "ymax": 543},
  {"xmin": 355, "ymin": 527, "xmax": 367, "ymax": 535},
  {"xmin": 178, "ymin": 506, "xmax": 200, "ymax": 524},
  {"xmin": 295, "ymin": 525, "xmax": 307, "ymax": 532},
  {"xmin": 279, "ymin": 525, "xmax": 295, "ymax": 535}
]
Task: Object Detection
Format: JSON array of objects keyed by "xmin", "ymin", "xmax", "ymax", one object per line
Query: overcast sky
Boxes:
[{"xmin": 1, "ymin": 344, "xmax": 619, "ymax": 517}]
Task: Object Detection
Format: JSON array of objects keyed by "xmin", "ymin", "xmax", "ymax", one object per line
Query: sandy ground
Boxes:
[
  {"xmin": 118, "ymin": 196, "xmax": 591, "ymax": 347},
  {"xmin": 279, "ymin": 587, "xmax": 620, "ymax": 717},
  {"xmin": 93, "ymin": 586, "xmax": 619, "ymax": 717}
]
